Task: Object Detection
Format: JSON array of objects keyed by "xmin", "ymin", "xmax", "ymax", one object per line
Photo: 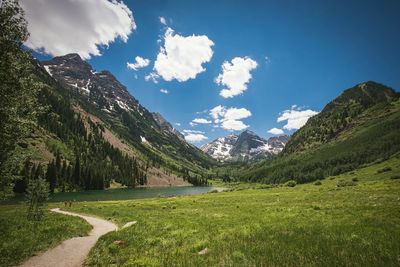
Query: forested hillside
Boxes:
[
  {"xmin": 0, "ymin": 2, "xmax": 215, "ymax": 197},
  {"xmin": 230, "ymin": 82, "xmax": 400, "ymax": 183}
]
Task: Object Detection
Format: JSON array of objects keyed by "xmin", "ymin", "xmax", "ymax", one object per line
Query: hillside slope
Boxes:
[
  {"xmin": 236, "ymin": 82, "xmax": 400, "ymax": 184},
  {"xmin": 14, "ymin": 53, "xmax": 215, "ymax": 192}
]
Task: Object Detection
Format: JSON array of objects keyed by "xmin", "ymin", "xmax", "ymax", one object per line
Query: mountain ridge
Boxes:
[{"xmin": 202, "ymin": 130, "xmax": 290, "ymax": 161}]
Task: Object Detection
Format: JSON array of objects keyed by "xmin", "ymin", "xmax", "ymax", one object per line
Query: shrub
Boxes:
[
  {"xmin": 26, "ymin": 178, "xmax": 49, "ymax": 221},
  {"xmin": 337, "ymin": 179, "xmax": 357, "ymax": 187},
  {"xmin": 285, "ymin": 180, "xmax": 297, "ymax": 187},
  {"xmin": 390, "ymin": 175, "xmax": 400, "ymax": 180},
  {"xmin": 352, "ymin": 177, "xmax": 359, "ymax": 182},
  {"xmin": 314, "ymin": 181, "xmax": 322, "ymax": 186},
  {"xmin": 377, "ymin": 167, "xmax": 392, "ymax": 174}
]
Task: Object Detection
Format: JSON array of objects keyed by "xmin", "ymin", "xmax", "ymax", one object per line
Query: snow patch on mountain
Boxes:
[{"xmin": 202, "ymin": 130, "xmax": 290, "ymax": 161}]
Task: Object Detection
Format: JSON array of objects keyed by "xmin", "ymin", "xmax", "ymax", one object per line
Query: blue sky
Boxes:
[{"xmin": 26, "ymin": 0, "xmax": 400, "ymax": 147}]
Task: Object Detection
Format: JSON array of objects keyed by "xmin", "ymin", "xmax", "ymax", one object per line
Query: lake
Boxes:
[{"xmin": 6, "ymin": 186, "xmax": 223, "ymax": 203}]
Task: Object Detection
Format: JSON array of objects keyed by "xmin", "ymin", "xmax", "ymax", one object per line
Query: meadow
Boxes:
[
  {"xmin": 63, "ymin": 156, "xmax": 400, "ymax": 267},
  {"xmin": 0, "ymin": 205, "xmax": 91, "ymax": 267},
  {"xmin": 1, "ymin": 155, "xmax": 399, "ymax": 267}
]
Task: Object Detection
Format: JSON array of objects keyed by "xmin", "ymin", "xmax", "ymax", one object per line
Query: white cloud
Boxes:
[
  {"xmin": 215, "ymin": 57, "xmax": 258, "ymax": 98},
  {"xmin": 189, "ymin": 122, "xmax": 197, "ymax": 127},
  {"xmin": 209, "ymin": 105, "xmax": 251, "ymax": 131},
  {"xmin": 145, "ymin": 72, "xmax": 159, "ymax": 83},
  {"xmin": 223, "ymin": 108, "xmax": 252, "ymax": 121},
  {"xmin": 277, "ymin": 107, "xmax": 318, "ymax": 130},
  {"xmin": 21, "ymin": 0, "xmax": 135, "ymax": 59},
  {"xmin": 151, "ymin": 27, "xmax": 214, "ymax": 82},
  {"xmin": 184, "ymin": 133, "xmax": 208, "ymax": 143},
  {"xmin": 183, "ymin": 130, "xmax": 204, "ymax": 134},
  {"xmin": 127, "ymin": 56, "xmax": 150, "ymax": 70},
  {"xmin": 159, "ymin": 16, "xmax": 167, "ymax": 25},
  {"xmin": 268, "ymin": 128, "xmax": 284, "ymax": 135},
  {"xmin": 221, "ymin": 120, "xmax": 248, "ymax": 131},
  {"xmin": 175, "ymin": 122, "xmax": 181, "ymax": 126},
  {"xmin": 192, "ymin": 118, "xmax": 211, "ymax": 124},
  {"xmin": 160, "ymin": 88, "xmax": 169, "ymax": 94}
]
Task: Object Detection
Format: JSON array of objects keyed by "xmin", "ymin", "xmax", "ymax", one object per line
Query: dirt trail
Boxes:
[{"xmin": 19, "ymin": 208, "xmax": 117, "ymax": 267}]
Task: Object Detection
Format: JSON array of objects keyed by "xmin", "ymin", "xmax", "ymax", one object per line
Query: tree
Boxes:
[
  {"xmin": 73, "ymin": 155, "xmax": 81, "ymax": 187},
  {"xmin": 0, "ymin": 0, "xmax": 41, "ymax": 199},
  {"xmin": 45, "ymin": 160, "xmax": 57, "ymax": 193},
  {"xmin": 26, "ymin": 177, "xmax": 49, "ymax": 221}
]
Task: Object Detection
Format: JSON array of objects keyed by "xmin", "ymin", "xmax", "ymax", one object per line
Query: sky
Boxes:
[{"xmin": 21, "ymin": 0, "xmax": 400, "ymax": 147}]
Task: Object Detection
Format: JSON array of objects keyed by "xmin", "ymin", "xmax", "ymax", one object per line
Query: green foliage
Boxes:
[
  {"xmin": 0, "ymin": 0, "xmax": 42, "ymax": 199},
  {"xmin": 377, "ymin": 167, "xmax": 392, "ymax": 173},
  {"xmin": 26, "ymin": 177, "xmax": 49, "ymax": 221},
  {"xmin": 336, "ymin": 179, "xmax": 357, "ymax": 187},
  {"xmin": 284, "ymin": 180, "xmax": 297, "ymax": 187}
]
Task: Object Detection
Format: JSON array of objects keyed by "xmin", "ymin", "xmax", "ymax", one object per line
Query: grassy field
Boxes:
[
  {"xmin": 0, "ymin": 205, "xmax": 91, "ymax": 267},
  {"xmin": 58, "ymin": 156, "xmax": 400, "ymax": 267}
]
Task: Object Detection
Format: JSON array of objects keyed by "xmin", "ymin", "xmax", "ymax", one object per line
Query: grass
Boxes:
[
  {"xmin": 0, "ymin": 205, "xmax": 91, "ymax": 267},
  {"xmin": 58, "ymin": 156, "xmax": 400, "ymax": 267}
]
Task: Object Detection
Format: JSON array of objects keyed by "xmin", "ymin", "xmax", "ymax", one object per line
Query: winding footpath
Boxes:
[{"xmin": 20, "ymin": 208, "xmax": 118, "ymax": 267}]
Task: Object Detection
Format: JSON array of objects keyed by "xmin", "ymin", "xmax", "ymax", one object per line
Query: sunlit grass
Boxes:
[
  {"xmin": 0, "ymin": 205, "xmax": 91, "ymax": 267},
  {"xmin": 62, "ymin": 156, "xmax": 400, "ymax": 266}
]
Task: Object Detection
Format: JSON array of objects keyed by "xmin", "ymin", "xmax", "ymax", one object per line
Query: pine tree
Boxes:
[
  {"xmin": 45, "ymin": 160, "xmax": 57, "ymax": 193},
  {"xmin": 73, "ymin": 155, "xmax": 81, "ymax": 187}
]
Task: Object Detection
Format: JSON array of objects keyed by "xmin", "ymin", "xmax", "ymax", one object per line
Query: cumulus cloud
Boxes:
[
  {"xmin": 145, "ymin": 73, "xmax": 159, "ymax": 83},
  {"xmin": 127, "ymin": 56, "xmax": 150, "ymax": 70},
  {"xmin": 184, "ymin": 133, "xmax": 208, "ymax": 143},
  {"xmin": 209, "ymin": 105, "xmax": 251, "ymax": 131},
  {"xmin": 175, "ymin": 122, "xmax": 181, "ymax": 126},
  {"xmin": 150, "ymin": 27, "xmax": 214, "ymax": 82},
  {"xmin": 277, "ymin": 107, "xmax": 318, "ymax": 130},
  {"xmin": 159, "ymin": 16, "xmax": 167, "ymax": 25},
  {"xmin": 21, "ymin": 0, "xmax": 135, "ymax": 59},
  {"xmin": 183, "ymin": 130, "xmax": 204, "ymax": 134},
  {"xmin": 215, "ymin": 57, "xmax": 258, "ymax": 98},
  {"xmin": 160, "ymin": 88, "xmax": 168, "ymax": 94},
  {"xmin": 192, "ymin": 118, "xmax": 211, "ymax": 124},
  {"xmin": 268, "ymin": 127, "xmax": 284, "ymax": 135}
]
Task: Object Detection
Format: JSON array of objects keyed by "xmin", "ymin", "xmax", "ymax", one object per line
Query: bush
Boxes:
[
  {"xmin": 377, "ymin": 167, "xmax": 392, "ymax": 174},
  {"xmin": 390, "ymin": 175, "xmax": 400, "ymax": 180},
  {"xmin": 352, "ymin": 177, "xmax": 359, "ymax": 182},
  {"xmin": 285, "ymin": 180, "xmax": 297, "ymax": 187},
  {"xmin": 26, "ymin": 178, "xmax": 49, "ymax": 221},
  {"xmin": 337, "ymin": 179, "xmax": 357, "ymax": 187},
  {"xmin": 314, "ymin": 180, "xmax": 322, "ymax": 185}
]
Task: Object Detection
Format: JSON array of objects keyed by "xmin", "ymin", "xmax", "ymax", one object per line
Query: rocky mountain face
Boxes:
[
  {"xmin": 42, "ymin": 54, "xmax": 185, "ymax": 141},
  {"xmin": 38, "ymin": 53, "xmax": 215, "ymax": 185},
  {"xmin": 202, "ymin": 130, "xmax": 290, "ymax": 161},
  {"xmin": 43, "ymin": 54, "xmax": 141, "ymax": 113},
  {"xmin": 152, "ymin": 112, "xmax": 185, "ymax": 141}
]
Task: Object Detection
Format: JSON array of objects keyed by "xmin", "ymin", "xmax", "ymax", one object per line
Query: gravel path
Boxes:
[{"xmin": 19, "ymin": 208, "xmax": 118, "ymax": 267}]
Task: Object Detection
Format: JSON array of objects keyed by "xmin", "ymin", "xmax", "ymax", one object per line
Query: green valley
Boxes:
[{"xmin": 1, "ymin": 1, "xmax": 400, "ymax": 266}]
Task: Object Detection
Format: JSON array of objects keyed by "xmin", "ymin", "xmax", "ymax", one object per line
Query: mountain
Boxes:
[
  {"xmin": 237, "ymin": 81, "xmax": 400, "ymax": 184},
  {"xmin": 13, "ymin": 53, "xmax": 216, "ymax": 191},
  {"xmin": 152, "ymin": 112, "xmax": 185, "ymax": 141},
  {"xmin": 283, "ymin": 81, "xmax": 399, "ymax": 154},
  {"xmin": 202, "ymin": 130, "xmax": 290, "ymax": 161}
]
